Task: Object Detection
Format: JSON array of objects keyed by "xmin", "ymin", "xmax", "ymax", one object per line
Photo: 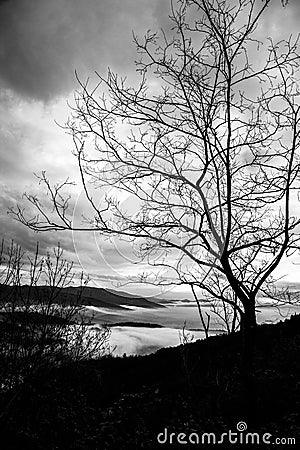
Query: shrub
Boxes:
[{"xmin": 0, "ymin": 239, "xmax": 111, "ymax": 418}]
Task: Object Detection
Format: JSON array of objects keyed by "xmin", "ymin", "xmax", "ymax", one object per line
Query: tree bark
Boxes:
[
  {"xmin": 242, "ymin": 301, "xmax": 257, "ymax": 346},
  {"xmin": 240, "ymin": 300, "xmax": 257, "ymax": 422}
]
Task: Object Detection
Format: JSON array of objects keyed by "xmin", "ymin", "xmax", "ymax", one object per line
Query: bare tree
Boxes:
[{"xmin": 13, "ymin": 0, "xmax": 300, "ymax": 347}]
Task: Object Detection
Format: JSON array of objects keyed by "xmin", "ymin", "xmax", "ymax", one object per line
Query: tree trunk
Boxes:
[
  {"xmin": 240, "ymin": 300, "xmax": 257, "ymax": 422},
  {"xmin": 241, "ymin": 300, "xmax": 257, "ymax": 355}
]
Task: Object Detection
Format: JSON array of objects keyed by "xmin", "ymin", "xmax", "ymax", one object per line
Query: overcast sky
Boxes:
[{"xmin": 0, "ymin": 0, "xmax": 300, "ymax": 294}]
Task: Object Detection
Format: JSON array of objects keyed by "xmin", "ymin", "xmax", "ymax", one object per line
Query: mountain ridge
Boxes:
[{"xmin": 0, "ymin": 283, "xmax": 166, "ymax": 311}]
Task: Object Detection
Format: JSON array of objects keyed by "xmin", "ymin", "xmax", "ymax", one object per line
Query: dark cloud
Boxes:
[
  {"xmin": 0, "ymin": 0, "xmax": 165, "ymax": 102},
  {"xmin": 0, "ymin": 0, "xmax": 296, "ymax": 102}
]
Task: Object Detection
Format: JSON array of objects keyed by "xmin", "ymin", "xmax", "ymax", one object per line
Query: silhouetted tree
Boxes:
[{"xmin": 13, "ymin": 0, "xmax": 300, "ymax": 348}]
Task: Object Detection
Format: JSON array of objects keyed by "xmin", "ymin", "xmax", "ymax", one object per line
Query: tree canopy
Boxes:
[{"xmin": 13, "ymin": 0, "xmax": 300, "ymax": 333}]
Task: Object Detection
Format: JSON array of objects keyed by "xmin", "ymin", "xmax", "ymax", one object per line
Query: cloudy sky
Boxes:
[{"xmin": 0, "ymin": 0, "xmax": 300, "ymax": 295}]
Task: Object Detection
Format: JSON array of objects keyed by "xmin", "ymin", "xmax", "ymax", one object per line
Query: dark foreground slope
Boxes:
[{"xmin": 0, "ymin": 315, "xmax": 299, "ymax": 449}]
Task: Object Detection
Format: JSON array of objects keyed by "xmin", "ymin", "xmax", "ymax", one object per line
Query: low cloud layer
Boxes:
[{"xmin": 109, "ymin": 326, "xmax": 204, "ymax": 356}]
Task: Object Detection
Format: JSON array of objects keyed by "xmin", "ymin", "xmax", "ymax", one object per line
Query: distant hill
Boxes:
[
  {"xmin": 0, "ymin": 284, "xmax": 165, "ymax": 310},
  {"xmin": 108, "ymin": 321, "xmax": 164, "ymax": 328},
  {"xmin": 105, "ymin": 287, "xmax": 192, "ymax": 305},
  {"xmin": 275, "ymin": 281, "xmax": 300, "ymax": 290},
  {"xmin": 68, "ymin": 286, "xmax": 165, "ymax": 309},
  {"xmin": 105, "ymin": 287, "xmax": 168, "ymax": 303}
]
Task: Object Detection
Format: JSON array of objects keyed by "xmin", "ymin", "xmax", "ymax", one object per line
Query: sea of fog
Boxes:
[{"xmin": 86, "ymin": 302, "xmax": 300, "ymax": 357}]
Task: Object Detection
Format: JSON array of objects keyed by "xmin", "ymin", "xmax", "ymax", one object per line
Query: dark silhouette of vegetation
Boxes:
[
  {"xmin": 0, "ymin": 313, "xmax": 299, "ymax": 449},
  {"xmin": 0, "ymin": 240, "xmax": 111, "ymax": 427}
]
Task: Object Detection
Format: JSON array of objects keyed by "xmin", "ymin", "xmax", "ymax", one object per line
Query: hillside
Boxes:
[
  {"xmin": 0, "ymin": 284, "xmax": 165, "ymax": 310},
  {"xmin": 67, "ymin": 286, "xmax": 166, "ymax": 309},
  {"xmin": 0, "ymin": 314, "xmax": 299, "ymax": 449}
]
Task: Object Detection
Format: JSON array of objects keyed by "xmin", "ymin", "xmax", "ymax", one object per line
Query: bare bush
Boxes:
[{"xmin": 0, "ymin": 239, "xmax": 111, "ymax": 416}]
